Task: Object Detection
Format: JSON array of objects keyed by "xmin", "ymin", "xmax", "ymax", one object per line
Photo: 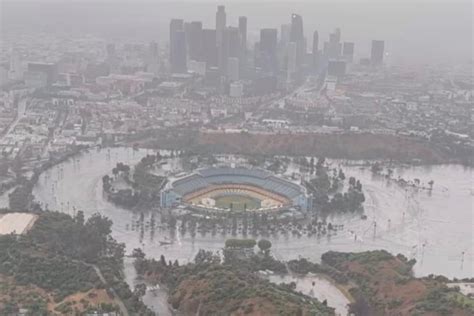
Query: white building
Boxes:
[{"xmin": 229, "ymin": 81, "xmax": 244, "ymax": 98}]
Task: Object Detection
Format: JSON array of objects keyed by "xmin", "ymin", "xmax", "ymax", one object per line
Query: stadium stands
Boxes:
[{"xmin": 161, "ymin": 167, "xmax": 310, "ymax": 211}]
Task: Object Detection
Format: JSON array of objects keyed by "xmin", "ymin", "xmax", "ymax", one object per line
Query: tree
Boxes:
[
  {"xmin": 132, "ymin": 248, "xmax": 146, "ymax": 260},
  {"xmin": 134, "ymin": 283, "xmax": 147, "ymax": 298},
  {"xmin": 428, "ymin": 180, "xmax": 434, "ymax": 190},
  {"xmin": 194, "ymin": 249, "xmax": 220, "ymax": 265},
  {"xmin": 257, "ymin": 239, "xmax": 272, "ymax": 254},
  {"xmin": 338, "ymin": 169, "xmax": 345, "ymax": 180},
  {"xmin": 316, "ymin": 157, "xmax": 325, "ymax": 168},
  {"xmin": 160, "ymin": 255, "xmax": 166, "ymax": 266},
  {"xmin": 75, "ymin": 210, "xmax": 85, "ymax": 226}
]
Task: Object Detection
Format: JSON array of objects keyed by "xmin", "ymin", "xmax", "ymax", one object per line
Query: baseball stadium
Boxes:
[{"xmin": 160, "ymin": 167, "xmax": 311, "ymax": 213}]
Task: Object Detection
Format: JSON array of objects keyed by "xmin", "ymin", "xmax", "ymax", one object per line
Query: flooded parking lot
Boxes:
[{"xmin": 32, "ymin": 147, "xmax": 473, "ymax": 281}]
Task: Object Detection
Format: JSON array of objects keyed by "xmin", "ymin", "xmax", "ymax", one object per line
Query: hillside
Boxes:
[
  {"xmin": 134, "ymin": 249, "xmax": 334, "ymax": 316},
  {"xmin": 321, "ymin": 250, "xmax": 474, "ymax": 316},
  {"xmin": 129, "ymin": 128, "xmax": 471, "ymax": 164},
  {"xmin": 0, "ymin": 210, "xmax": 153, "ymax": 315}
]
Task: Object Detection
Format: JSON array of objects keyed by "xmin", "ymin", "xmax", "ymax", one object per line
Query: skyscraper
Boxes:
[
  {"xmin": 259, "ymin": 28, "xmax": 278, "ymax": 74},
  {"xmin": 219, "ymin": 27, "xmax": 240, "ymax": 77},
  {"xmin": 225, "ymin": 27, "xmax": 241, "ymax": 58},
  {"xmin": 238, "ymin": 16, "xmax": 247, "ymax": 51},
  {"xmin": 170, "ymin": 19, "xmax": 186, "ymax": 72},
  {"xmin": 202, "ymin": 29, "xmax": 218, "ymax": 68},
  {"xmin": 371, "ymin": 40, "xmax": 385, "ymax": 65},
  {"xmin": 173, "ymin": 31, "xmax": 187, "ymax": 73},
  {"xmin": 312, "ymin": 30, "xmax": 319, "ymax": 69},
  {"xmin": 342, "ymin": 42, "xmax": 354, "ymax": 63},
  {"xmin": 280, "ymin": 24, "xmax": 291, "ymax": 45},
  {"xmin": 334, "ymin": 28, "xmax": 341, "ymax": 43},
  {"xmin": 290, "ymin": 14, "xmax": 304, "ymax": 70},
  {"xmin": 227, "ymin": 57, "xmax": 239, "ymax": 81},
  {"xmin": 312, "ymin": 31, "xmax": 319, "ymax": 55},
  {"xmin": 327, "ymin": 59, "xmax": 346, "ymax": 80},
  {"xmin": 216, "ymin": 5, "xmax": 227, "ymax": 75},
  {"xmin": 327, "ymin": 29, "xmax": 341, "ymax": 59},
  {"xmin": 216, "ymin": 6, "xmax": 226, "ymax": 47},
  {"xmin": 287, "ymin": 42, "xmax": 297, "ymax": 82},
  {"xmin": 188, "ymin": 21, "xmax": 203, "ymax": 61},
  {"xmin": 238, "ymin": 16, "xmax": 248, "ymax": 73},
  {"xmin": 146, "ymin": 41, "xmax": 160, "ymax": 74}
]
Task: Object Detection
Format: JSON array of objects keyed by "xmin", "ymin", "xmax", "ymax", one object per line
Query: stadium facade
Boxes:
[{"xmin": 160, "ymin": 167, "xmax": 311, "ymax": 212}]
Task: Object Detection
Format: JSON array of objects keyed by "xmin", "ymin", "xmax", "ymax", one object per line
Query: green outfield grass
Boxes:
[{"xmin": 214, "ymin": 194, "xmax": 261, "ymax": 211}]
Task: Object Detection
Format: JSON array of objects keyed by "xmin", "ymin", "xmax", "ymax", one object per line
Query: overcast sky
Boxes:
[{"xmin": 1, "ymin": 0, "xmax": 472, "ymax": 65}]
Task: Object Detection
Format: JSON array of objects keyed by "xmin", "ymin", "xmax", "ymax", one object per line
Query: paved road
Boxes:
[
  {"xmin": 80, "ymin": 260, "xmax": 130, "ymax": 316},
  {"xmin": 2, "ymin": 98, "xmax": 27, "ymax": 138}
]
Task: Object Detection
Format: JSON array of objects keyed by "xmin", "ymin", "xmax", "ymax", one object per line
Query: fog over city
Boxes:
[
  {"xmin": 2, "ymin": 0, "xmax": 473, "ymax": 64},
  {"xmin": 0, "ymin": 1, "xmax": 472, "ymax": 316}
]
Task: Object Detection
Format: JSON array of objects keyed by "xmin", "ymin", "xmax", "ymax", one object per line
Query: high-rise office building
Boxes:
[
  {"xmin": 280, "ymin": 24, "xmax": 291, "ymax": 45},
  {"xmin": 216, "ymin": 6, "xmax": 227, "ymax": 75},
  {"xmin": 327, "ymin": 59, "xmax": 346, "ymax": 80},
  {"xmin": 312, "ymin": 31, "xmax": 319, "ymax": 55},
  {"xmin": 146, "ymin": 41, "xmax": 160, "ymax": 74},
  {"xmin": 371, "ymin": 40, "xmax": 384, "ymax": 65},
  {"xmin": 290, "ymin": 14, "xmax": 304, "ymax": 42},
  {"xmin": 8, "ymin": 50, "xmax": 23, "ymax": 81},
  {"xmin": 342, "ymin": 42, "xmax": 354, "ymax": 62},
  {"xmin": 27, "ymin": 62, "xmax": 58, "ymax": 86},
  {"xmin": 312, "ymin": 30, "xmax": 319, "ymax": 70},
  {"xmin": 227, "ymin": 57, "xmax": 239, "ymax": 81},
  {"xmin": 238, "ymin": 16, "xmax": 248, "ymax": 71},
  {"xmin": 238, "ymin": 16, "xmax": 247, "ymax": 51},
  {"xmin": 225, "ymin": 27, "xmax": 241, "ymax": 58},
  {"xmin": 188, "ymin": 21, "xmax": 203, "ymax": 61},
  {"xmin": 216, "ymin": 6, "xmax": 226, "ymax": 47},
  {"xmin": 259, "ymin": 28, "xmax": 278, "ymax": 74},
  {"xmin": 290, "ymin": 14, "xmax": 304, "ymax": 70},
  {"xmin": 327, "ymin": 29, "xmax": 341, "ymax": 59},
  {"xmin": 174, "ymin": 31, "xmax": 187, "ymax": 73},
  {"xmin": 202, "ymin": 29, "xmax": 218, "ymax": 68},
  {"xmin": 170, "ymin": 19, "xmax": 187, "ymax": 72},
  {"xmin": 334, "ymin": 28, "xmax": 341, "ymax": 43},
  {"xmin": 219, "ymin": 27, "xmax": 240, "ymax": 76},
  {"xmin": 287, "ymin": 42, "xmax": 297, "ymax": 82}
]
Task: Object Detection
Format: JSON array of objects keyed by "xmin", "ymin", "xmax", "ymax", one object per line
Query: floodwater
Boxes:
[
  {"xmin": 32, "ymin": 147, "xmax": 473, "ymax": 313},
  {"xmin": 123, "ymin": 257, "xmax": 173, "ymax": 316},
  {"xmin": 266, "ymin": 272, "xmax": 350, "ymax": 316}
]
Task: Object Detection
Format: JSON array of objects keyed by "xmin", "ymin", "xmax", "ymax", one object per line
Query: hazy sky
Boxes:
[{"xmin": 1, "ymin": 0, "xmax": 472, "ymax": 65}]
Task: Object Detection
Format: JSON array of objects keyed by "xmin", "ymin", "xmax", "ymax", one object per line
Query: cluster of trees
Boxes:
[
  {"xmin": 0, "ymin": 211, "xmax": 115, "ymax": 303},
  {"xmin": 308, "ymin": 159, "xmax": 365, "ymax": 214},
  {"xmin": 28, "ymin": 211, "xmax": 122, "ymax": 263},
  {"xmin": 103, "ymin": 154, "xmax": 166, "ymax": 210},
  {"xmin": 0, "ymin": 210, "xmax": 155, "ymax": 315},
  {"xmin": 111, "ymin": 162, "xmax": 131, "ymax": 179},
  {"xmin": 371, "ymin": 162, "xmax": 435, "ymax": 191}
]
